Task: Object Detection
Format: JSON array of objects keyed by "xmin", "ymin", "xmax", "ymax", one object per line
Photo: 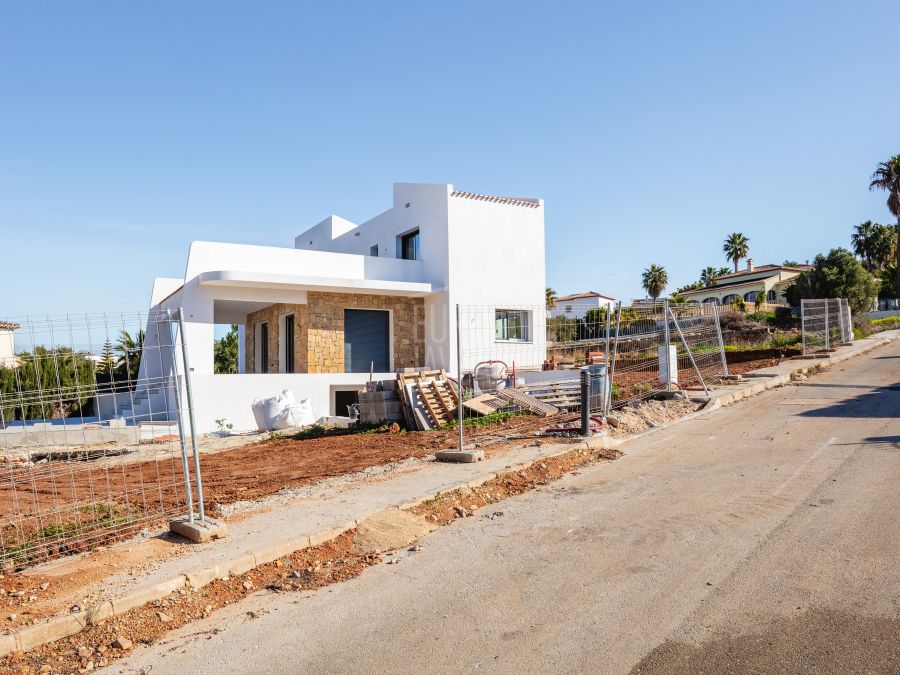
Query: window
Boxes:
[
  {"xmin": 256, "ymin": 322, "xmax": 268, "ymax": 373},
  {"xmin": 283, "ymin": 314, "xmax": 295, "ymax": 373},
  {"xmin": 767, "ymin": 290, "xmax": 777, "ymax": 302},
  {"xmin": 344, "ymin": 309, "xmax": 390, "ymax": 373},
  {"xmin": 399, "ymin": 229, "xmax": 420, "ymax": 260},
  {"xmin": 744, "ymin": 291, "xmax": 758, "ymax": 302},
  {"xmin": 369, "ymin": 244, "xmax": 379, "ymax": 257},
  {"xmin": 495, "ymin": 309, "xmax": 531, "ymax": 342}
]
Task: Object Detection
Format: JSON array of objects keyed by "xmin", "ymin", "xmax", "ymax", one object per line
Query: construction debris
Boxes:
[
  {"xmin": 357, "ymin": 380, "xmax": 403, "ymax": 425},
  {"xmin": 494, "ymin": 388, "xmax": 559, "ymax": 417},
  {"xmin": 462, "ymin": 393, "xmax": 506, "ymax": 416},
  {"xmin": 518, "ymin": 379, "xmax": 582, "ymax": 411}
]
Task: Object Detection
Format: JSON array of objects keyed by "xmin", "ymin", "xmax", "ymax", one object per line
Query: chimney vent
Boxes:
[{"xmin": 747, "ymin": 258, "xmax": 754, "ymax": 271}]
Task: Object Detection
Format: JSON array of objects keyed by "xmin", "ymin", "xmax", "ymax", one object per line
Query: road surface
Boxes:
[{"xmin": 109, "ymin": 341, "xmax": 900, "ymax": 674}]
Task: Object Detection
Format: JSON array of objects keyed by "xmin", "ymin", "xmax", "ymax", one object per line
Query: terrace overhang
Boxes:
[{"xmin": 198, "ymin": 270, "xmax": 435, "ymax": 297}]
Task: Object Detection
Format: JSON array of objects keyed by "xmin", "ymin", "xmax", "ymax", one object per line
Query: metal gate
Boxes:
[{"xmin": 0, "ymin": 308, "xmax": 204, "ymax": 569}]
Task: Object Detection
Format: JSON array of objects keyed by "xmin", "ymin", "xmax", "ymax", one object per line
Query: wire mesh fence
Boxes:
[
  {"xmin": 454, "ymin": 301, "xmax": 727, "ymax": 449},
  {"xmin": 0, "ymin": 309, "xmax": 201, "ymax": 569},
  {"xmin": 801, "ymin": 298, "xmax": 851, "ymax": 355},
  {"xmin": 608, "ymin": 301, "xmax": 728, "ymax": 406}
]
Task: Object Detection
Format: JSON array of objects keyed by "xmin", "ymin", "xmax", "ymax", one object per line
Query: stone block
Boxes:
[
  {"xmin": 435, "ymin": 449, "xmax": 485, "ymax": 463},
  {"xmin": 17, "ymin": 612, "xmax": 87, "ymax": 652},
  {"xmin": 169, "ymin": 517, "xmax": 228, "ymax": 543}
]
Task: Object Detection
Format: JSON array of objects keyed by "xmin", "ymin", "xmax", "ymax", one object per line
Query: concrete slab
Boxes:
[
  {"xmin": 169, "ymin": 517, "xmax": 228, "ymax": 543},
  {"xmin": 435, "ymin": 449, "xmax": 485, "ymax": 463}
]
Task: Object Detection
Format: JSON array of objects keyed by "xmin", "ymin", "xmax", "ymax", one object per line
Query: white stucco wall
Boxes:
[
  {"xmin": 189, "ymin": 372, "xmax": 394, "ymax": 433},
  {"xmin": 0, "ymin": 330, "xmax": 16, "ymax": 368},
  {"xmin": 446, "ymin": 193, "xmax": 546, "ymax": 372}
]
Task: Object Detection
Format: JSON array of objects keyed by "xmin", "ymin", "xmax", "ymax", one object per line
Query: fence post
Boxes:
[
  {"xmin": 608, "ymin": 301, "xmax": 622, "ymax": 414},
  {"xmin": 712, "ymin": 303, "xmax": 729, "ymax": 377},
  {"xmin": 456, "ymin": 304, "xmax": 464, "ymax": 453},
  {"xmin": 801, "ymin": 300, "xmax": 807, "ymax": 355},
  {"xmin": 662, "ymin": 299, "xmax": 672, "ymax": 391},
  {"xmin": 824, "ymin": 302, "xmax": 830, "ymax": 350},
  {"xmin": 580, "ymin": 369, "xmax": 590, "ymax": 435},
  {"xmin": 604, "ymin": 305, "xmax": 612, "ymax": 416},
  {"xmin": 176, "ymin": 309, "xmax": 205, "ymax": 522},
  {"xmin": 166, "ymin": 310, "xmax": 195, "ymax": 524}
]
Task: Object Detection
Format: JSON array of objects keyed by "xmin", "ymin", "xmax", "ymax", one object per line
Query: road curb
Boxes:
[{"xmin": 3, "ymin": 331, "xmax": 894, "ymax": 658}]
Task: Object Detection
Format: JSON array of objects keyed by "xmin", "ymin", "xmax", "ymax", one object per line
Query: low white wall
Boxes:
[
  {"xmin": 189, "ymin": 373, "xmax": 395, "ymax": 433},
  {"xmin": 95, "ymin": 391, "xmax": 134, "ymax": 420}
]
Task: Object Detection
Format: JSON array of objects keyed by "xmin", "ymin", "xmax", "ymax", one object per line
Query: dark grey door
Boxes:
[{"xmin": 344, "ymin": 309, "xmax": 389, "ymax": 373}]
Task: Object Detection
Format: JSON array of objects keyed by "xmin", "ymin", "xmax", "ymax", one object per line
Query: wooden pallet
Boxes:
[
  {"xmin": 462, "ymin": 393, "xmax": 507, "ymax": 416},
  {"xmin": 415, "ymin": 377, "xmax": 459, "ymax": 429},
  {"xmin": 397, "ymin": 369, "xmax": 460, "ymax": 430},
  {"xmin": 520, "ymin": 380, "xmax": 582, "ymax": 411},
  {"xmin": 494, "ymin": 388, "xmax": 559, "ymax": 417}
]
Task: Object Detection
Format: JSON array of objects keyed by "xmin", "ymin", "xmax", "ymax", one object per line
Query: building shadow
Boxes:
[
  {"xmin": 797, "ymin": 383, "xmax": 900, "ymax": 419},
  {"xmin": 862, "ymin": 435, "xmax": 900, "ymax": 449}
]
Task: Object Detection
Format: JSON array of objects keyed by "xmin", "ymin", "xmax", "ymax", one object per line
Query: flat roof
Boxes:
[{"xmin": 198, "ymin": 270, "xmax": 435, "ymax": 297}]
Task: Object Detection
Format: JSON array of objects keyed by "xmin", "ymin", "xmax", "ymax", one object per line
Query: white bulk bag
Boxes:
[
  {"xmin": 251, "ymin": 390, "xmax": 298, "ymax": 431},
  {"xmin": 287, "ymin": 398, "xmax": 317, "ymax": 427}
]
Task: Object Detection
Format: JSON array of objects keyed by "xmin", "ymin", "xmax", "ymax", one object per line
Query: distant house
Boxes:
[
  {"xmin": 549, "ymin": 291, "xmax": 616, "ymax": 320},
  {"xmin": 679, "ymin": 260, "xmax": 811, "ymax": 306},
  {"xmin": 0, "ymin": 321, "xmax": 20, "ymax": 368}
]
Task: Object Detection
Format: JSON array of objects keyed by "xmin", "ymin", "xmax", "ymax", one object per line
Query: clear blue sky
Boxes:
[{"xmin": 2, "ymin": 0, "xmax": 898, "ymax": 318}]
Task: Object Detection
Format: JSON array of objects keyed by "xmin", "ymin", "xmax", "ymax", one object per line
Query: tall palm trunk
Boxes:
[
  {"xmin": 733, "ymin": 259, "xmax": 738, "ymax": 273},
  {"xmin": 896, "ymin": 220, "xmax": 900, "ymax": 296}
]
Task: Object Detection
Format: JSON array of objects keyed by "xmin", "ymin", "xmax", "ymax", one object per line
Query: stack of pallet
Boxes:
[
  {"xmin": 397, "ymin": 369, "xmax": 460, "ymax": 430},
  {"xmin": 357, "ymin": 380, "xmax": 403, "ymax": 424}
]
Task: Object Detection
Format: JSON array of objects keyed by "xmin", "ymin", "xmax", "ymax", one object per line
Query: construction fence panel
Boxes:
[
  {"xmin": 455, "ymin": 304, "xmax": 607, "ymax": 448},
  {"xmin": 0, "ymin": 309, "xmax": 201, "ymax": 569},
  {"xmin": 608, "ymin": 301, "xmax": 727, "ymax": 408},
  {"xmin": 801, "ymin": 298, "xmax": 850, "ymax": 355},
  {"xmin": 454, "ymin": 301, "xmax": 727, "ymax": 448}
]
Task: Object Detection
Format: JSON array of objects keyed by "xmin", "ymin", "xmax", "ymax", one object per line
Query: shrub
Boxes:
[{"xmin": 784, "ymin": 248, "xmax": 879, "ymax": 316}]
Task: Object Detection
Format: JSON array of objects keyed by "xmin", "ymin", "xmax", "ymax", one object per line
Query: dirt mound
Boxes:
[
  {"xmin": 351, "ymin": 510, "xmax": 436, "ymax": 554},
  {"xmin": 607, "ymin": 398, "xmax": 702, "ymax": 436}
]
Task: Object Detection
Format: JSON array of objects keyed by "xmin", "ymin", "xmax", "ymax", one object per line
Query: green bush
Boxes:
[{"xmin": 745, "ymin": 311, "xmax": 775, "ymax": 323}]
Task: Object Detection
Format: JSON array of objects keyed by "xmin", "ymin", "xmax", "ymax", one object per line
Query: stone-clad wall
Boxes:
[
  {"xmin": 244, "ymin": 303, "xmax": 307, "ymax": 375},
  {"xmin": 245, "ymin": 293, "xmax": 424, "ymax": 374}
]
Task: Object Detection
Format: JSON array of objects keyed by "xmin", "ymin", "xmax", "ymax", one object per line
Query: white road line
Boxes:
[{"xmin": 771, "ymin": 436, "xmax": 838, "ymax": 497}]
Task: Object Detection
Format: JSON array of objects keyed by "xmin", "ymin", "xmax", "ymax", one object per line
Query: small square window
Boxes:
[
  {"xmin": 369, "ymin": 244, "xmax": 379, "ymax": 257},
  {"xmin": 495, "ymin": 310, "xmax": 531, "ymax": 342}
]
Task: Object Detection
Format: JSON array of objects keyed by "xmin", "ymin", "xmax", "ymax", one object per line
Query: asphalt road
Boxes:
[{"xmin": 110, "ymin": 341, "xmax": 900, "ymax": 674}]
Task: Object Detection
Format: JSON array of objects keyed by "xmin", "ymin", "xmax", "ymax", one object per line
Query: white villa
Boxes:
[
  {"xmin": 549, "ymin": 291, "xmax": 616, "ymax": 320},
  {"xmin": 679, "ymin": 260, "xmax": 811, "ymax": 306},
  {"xmin": 0, "ymin": 322, "xmax": 19, "ymax": 368},
  {"xmin": 132, "ymin": 182, "xmax": 546, "ymax": 432}
]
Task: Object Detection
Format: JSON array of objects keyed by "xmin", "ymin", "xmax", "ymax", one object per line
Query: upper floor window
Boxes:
[
  {"xmin": 399, "ymin": 229, "xmax": 420, "ymax": 260},
  {"xmin": 369, "ymin": 244, "xmax": 379, "ymax": 257}
]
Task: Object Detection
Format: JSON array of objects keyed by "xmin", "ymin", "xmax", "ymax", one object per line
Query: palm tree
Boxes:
[
  {"xmin": 115, "ymin": 329, "xmax": 144, "ymax": 382},
  {"xmin": 545, "ymin": 287, "xmax": 558, "ymax": 310},
  {"xmin": 851, "ymin": 220, "xmax": 876, "ymax": 270},
  {"xmin": 700, "ymin": 266, "xmax": 721, "ymax": 287},
  {"xmin": 723, "ymin": 233, "xmax": 750, "ymax": 273},
  {"xmin": 641, "ymin": 264, "xmax": 668, "ymax": 303},
  {"xmin": 870, "ymin": 155, "xmax": 900, "ymax": 293}
]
